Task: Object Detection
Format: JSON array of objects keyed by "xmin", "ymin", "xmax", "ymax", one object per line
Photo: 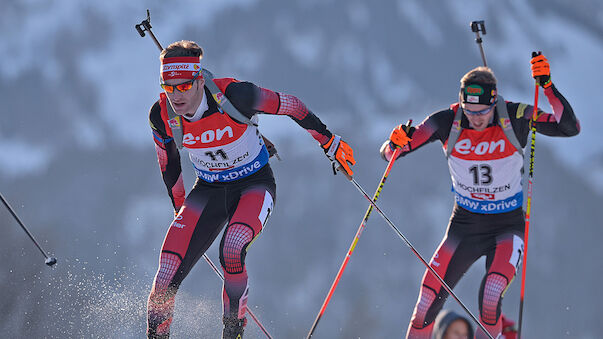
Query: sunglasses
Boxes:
[
  {"xmin": 160, "ymin": 69, "xmax": 202, "ymax": 93},
  {"xmin": 464, "ymin": 101, "xmax": 496, "ymax": 115}
]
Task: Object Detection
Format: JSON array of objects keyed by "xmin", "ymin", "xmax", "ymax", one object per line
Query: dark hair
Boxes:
[
  {"xmin": 160, "ymin": 40, "xmax": 204, "ymax": 60},
  {"xmin": 460, "ymin": 66, "xmax": 497, "ymax": 87}
]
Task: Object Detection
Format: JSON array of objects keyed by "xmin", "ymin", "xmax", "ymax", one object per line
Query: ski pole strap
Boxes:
[
  {"xmin": 165, "ymin": 98, "xmax": 184, "ymax": 150},
  {"xmin": 446, "ymin": 95, "xmax": 523, "ymax": 158},
  {"xmin": 324, "ymin": 135, "xmax": 340, "ymax": 159}
]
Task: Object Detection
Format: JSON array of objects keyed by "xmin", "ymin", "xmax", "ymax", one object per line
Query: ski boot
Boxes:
[{"xmin": 222, "ymin": 316, "xmax": 246, "ymax": 339}]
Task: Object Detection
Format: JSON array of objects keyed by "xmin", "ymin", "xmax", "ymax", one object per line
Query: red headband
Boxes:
[{"xmin": 160, "ymin": 56, "xmax": 202, "ymax": 81}]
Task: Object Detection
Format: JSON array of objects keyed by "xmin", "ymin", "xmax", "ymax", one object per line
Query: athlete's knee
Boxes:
[
  {"xmin": 220, "ymin": 223, "xmax": 255, "ymax": 274},
  {"xmin": 479, "ymin": 272, "xmax": 509, "ymax": 325}
]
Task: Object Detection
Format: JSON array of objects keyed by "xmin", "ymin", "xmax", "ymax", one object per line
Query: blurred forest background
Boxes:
[{"xmin": 1, "ymin": 1, "xmax": 602, "ymax": 338}]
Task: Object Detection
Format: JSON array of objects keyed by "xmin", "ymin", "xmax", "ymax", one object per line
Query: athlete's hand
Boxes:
[
  {"xmin": 380, "ymin": 122, "xmax": 413, "ymax": 161},
  {"xmin": 389, "ymin": 123, "xmax": 414, "ymax": 148},
  {"xmin": 531, "ymin": 51, "xmax": 551, "ymax": 88},
  {"xmin": 322, "ymin": 134, "xmax": 356, "ymax": 177}
]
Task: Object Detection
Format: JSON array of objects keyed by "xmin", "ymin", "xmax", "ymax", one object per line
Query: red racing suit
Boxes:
[
  {"xmin": 382, "ymin": 84, "xmax": 580, "ymax": 339},
  {"xmin": 147, "ymin": 78, "xmax": 334, "ymax": 338}
]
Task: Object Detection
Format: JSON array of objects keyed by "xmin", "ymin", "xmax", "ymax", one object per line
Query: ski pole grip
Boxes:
[
  {"xmin": 469, "ymin": 20, "xmax": 488, "ymax": 67},
  {"xmin": 135, "ymin": 9, "xmax": 152, "ymax": 37},
  {"xmin": 135, "ymin": 23, "xmax": 146, "ymax": 37},
  {"xmin": 403, "ymin": 119, "xmax": 413, "ymax": 134},
  {"xmin": 470, "ymin": 20, "xmax": 486, "ymax": 34},
  {"xmin": 390, "ymin": 119, "xmax": 412, "ymax": 160},
  {"xmin": 335, "ymin": 163, "xmax": 353, "ymax": 181}
]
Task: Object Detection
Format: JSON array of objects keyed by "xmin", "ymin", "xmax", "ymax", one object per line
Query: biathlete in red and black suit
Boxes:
[
  {"xmin": 146, "ymin": 40, "xmax": 356, "ymax": 339},
  {"xmin": 380, "ymin": 54, "xmax": 580, "ymax": 339}
]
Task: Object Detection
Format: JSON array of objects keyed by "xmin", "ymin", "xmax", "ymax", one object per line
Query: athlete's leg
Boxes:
[
  {"xmin": 406, "ymin": 228, "xmax": 482, "ymax": 339},
  {"xmin": 476, "ymin": 232, "xmax": 524, "ymax": 339},
  {"xmin": 147, "ymin": 184, "xmax": 229, "ymax": 338},
  {"xmin": 219, "ymin": 183, "xmax": 275, "ymax": 336}
]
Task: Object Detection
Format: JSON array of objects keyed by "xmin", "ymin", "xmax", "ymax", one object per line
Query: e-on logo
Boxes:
[
  {"xmin": 182, "ymin": 127, "xmax": 234, "ymax": 145},
  {"xmin": 454, "ymin": 138, "xmax": 505, "ymax": 156}
]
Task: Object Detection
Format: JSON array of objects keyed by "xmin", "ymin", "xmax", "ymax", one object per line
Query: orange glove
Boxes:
[
  {"xmin": 389, "ymin": 123, "xmax": 413, "ymax": 148},
  {"xmin": 530, "ymin": 51, "xmax": 551, "ymax": 88},
  {"xmin": 323, "ymin": 134, "xmax": 356, "ymax": 177}
]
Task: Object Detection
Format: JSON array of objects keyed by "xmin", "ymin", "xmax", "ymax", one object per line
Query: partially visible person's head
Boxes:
[
  {"xmin": 443, "ymin": 319, "xmax": 471, "ymax": 339},
  {"xmin": 159, "ymin": 40, "xmax": 206, "ymax": 116},
  {"xmin": 459, "ymin": 67, "xmax": 498, "ymax": 131},
  {"xmin": 432, "ymin": 310, "xmax": 474, "ymax": 339}
]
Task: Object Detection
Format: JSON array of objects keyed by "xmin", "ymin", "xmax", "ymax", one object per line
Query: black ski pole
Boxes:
[
  {"xmin": 470, "ymin": 20, "xmax": 488, "ymax": 67},
  {"xmin": 135, "ymin": 11, "xmax": 274, "ymax": 338},
  {"xmin": 1, "ymin": 192, "xmax": 57, "ymax": 266},
  {"xmin": 333, "ymin": 167, "xmax": 494, "ymax": 339}
]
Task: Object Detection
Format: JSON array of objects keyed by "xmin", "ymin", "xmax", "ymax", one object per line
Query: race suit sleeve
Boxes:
[
  {"xmin": 149, "ymin": 101, "xmax": 186, "ymax": 213},
  {"xmin": 221, "ymin": 80, "xmax": 334, "ymax": 146},
  {"xmin": 381, "ymin": 109, "xmax": 455, "ymax": 161},
  {"xmin": 506, "ymin": 83, "xmax": 581, "ymax": 147}
]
